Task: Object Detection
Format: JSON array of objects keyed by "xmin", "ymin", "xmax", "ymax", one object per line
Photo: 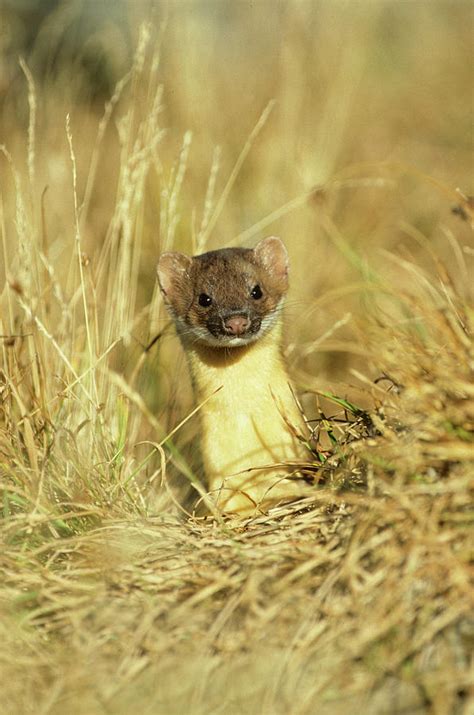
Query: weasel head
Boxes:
[{"xmin": 157, "ymin": 237, "xmax": 289, "ymax": 348}]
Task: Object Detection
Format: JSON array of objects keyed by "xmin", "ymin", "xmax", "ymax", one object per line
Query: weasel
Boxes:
[{"xmin": 157, "ymin": 237, "xmax": 309, "ymax": 514}]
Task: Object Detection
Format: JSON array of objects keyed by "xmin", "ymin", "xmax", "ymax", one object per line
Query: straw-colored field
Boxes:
[{"xmin": 1, "ymin": 2, "xmax": 473, "ymax": 713}]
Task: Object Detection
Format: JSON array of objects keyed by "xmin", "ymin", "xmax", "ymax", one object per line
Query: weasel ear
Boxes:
[
  {"xmin": 254, "ymin": 237, "xmax": 289, "ymax": 287},
  {"xmin": 157, "ymin": 252, "xmax": 192, "ymax": 305}
]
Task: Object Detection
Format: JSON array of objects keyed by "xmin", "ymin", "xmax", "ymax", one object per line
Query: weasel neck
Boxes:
[
  {"xmin": 184, "ymin": 321, "xmax": 286, "ymax": 400},
  {"xmin": 180, "ymin": 320, "xmax": 307, "ymax": 514}
]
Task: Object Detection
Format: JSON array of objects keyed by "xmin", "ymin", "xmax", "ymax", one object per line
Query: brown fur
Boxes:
[{"xmin": 157, "ymin": 238, "xmax": 288, "ymax": 346}]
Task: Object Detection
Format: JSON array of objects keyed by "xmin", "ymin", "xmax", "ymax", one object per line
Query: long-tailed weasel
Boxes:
[{"xmin": 157, "ymin": 237, "xmax": 309, "ymax": 514}]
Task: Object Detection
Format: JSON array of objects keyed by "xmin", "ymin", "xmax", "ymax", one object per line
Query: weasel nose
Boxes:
[{"xmin": 224, "ymin": 314, "xmax": 250, "ymax": 335}]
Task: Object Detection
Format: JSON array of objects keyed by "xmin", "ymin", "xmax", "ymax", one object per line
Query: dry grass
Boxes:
[{"xmin": 0, "ymin": 2, "xmax": 473, "ymax": 714}]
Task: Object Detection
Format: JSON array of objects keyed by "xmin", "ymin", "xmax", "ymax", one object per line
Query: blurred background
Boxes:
[
  {"xmin": 0, "ymin": 0, "xmax": 472, "ymax": 457},
  {"xmin": 1, "ymin": 5, "xmax": 472, "ymax": 709}
]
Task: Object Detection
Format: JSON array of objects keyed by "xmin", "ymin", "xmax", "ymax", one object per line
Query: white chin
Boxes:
[{"xmin": 201, "ymin": 333, "xmax": 261, "ymax": 348}]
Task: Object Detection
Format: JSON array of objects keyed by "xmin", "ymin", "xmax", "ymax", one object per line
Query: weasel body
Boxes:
[{"xmin": 157, "ymin": 237, "xmax": 307, "ymax": 513}]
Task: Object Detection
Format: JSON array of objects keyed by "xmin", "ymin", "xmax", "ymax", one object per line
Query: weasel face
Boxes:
[{"xmin": 157, "ymin": 237, "xmax": 289, "ymax": 348}]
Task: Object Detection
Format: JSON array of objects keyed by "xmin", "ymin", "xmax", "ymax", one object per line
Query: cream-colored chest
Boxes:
[{"xmin": 187, "ymin": 336, "xmax": 305, "ymax": 509}]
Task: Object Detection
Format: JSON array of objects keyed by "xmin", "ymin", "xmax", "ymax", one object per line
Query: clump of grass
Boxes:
[{"xmin": 1, "ymin": 7, "xmax": 473, "ymax": 715}]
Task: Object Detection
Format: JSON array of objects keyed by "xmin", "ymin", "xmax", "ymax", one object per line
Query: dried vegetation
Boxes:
[{"xmin": 0, "ymin": 2, "xmax": 473, "ymax": 714}]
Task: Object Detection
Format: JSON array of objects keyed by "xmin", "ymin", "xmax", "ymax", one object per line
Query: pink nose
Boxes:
[{"xmin": 224, "ymin": 315, "xmax": 250, "ymax": 335}]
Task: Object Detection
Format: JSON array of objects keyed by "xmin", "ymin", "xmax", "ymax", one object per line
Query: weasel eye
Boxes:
[
  {"xmin": 198, "ymin": 293, "xmax": 212, "ymax": 307},
  {"xmin": 250, "ymin": 285, "xmax": 263, "ymax": 300}
]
